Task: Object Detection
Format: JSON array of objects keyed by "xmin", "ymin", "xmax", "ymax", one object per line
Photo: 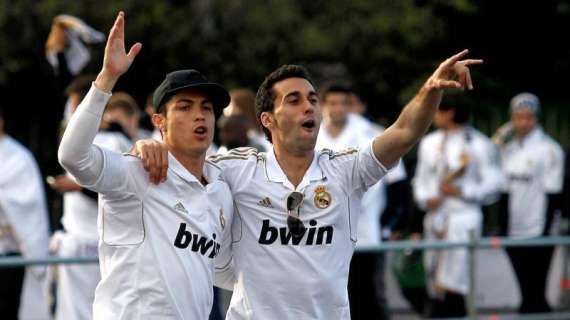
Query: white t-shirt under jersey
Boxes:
[
  {"xmin": 59, "ymin": 85, "xmax": 234, "ymax": 320},
  {"xmin": 209, "ymin": 143, "xmax": 388, "ymax": 320}
]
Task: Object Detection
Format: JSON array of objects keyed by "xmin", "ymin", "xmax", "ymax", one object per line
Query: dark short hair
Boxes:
[
  {"xmin": 255, "ymin": 65, "xmax": 314, "ymax": 143},
  {"xmin": 66, "ymin": 74, "xmax": 96, "ymax": 100},
  {"xmin": 0, "ymin": 103, "xmax": 4, "ymax": 120},
  {"xmin": 439, "ymin": 93, "xmax": 470, "ymax": 124},
  {"xmin": 106, "ymin": 92, "xmax": 139, "ymax": 117},
  {"xmin": 319, "ymin": 82, "xmax": 352, "ymax": 101}
]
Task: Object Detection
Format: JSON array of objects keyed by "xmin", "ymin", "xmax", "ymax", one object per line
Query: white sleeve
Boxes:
[
  {"xmin": 461, "ymin": 140, "xmax": 503, "ymax": 205},
  {"xmin": 412, "ymin": 140, "xmax": 438, "ymax": 210},
  {"xmin": 58, "ymin": 84, "xmax": 128, "ymax": 193},
  {"xmin": 384, "ymin": 159, "xmax": 407, "ymax": 184},
  {"xmin": 543, "ymin": 141, "xmax": 565, "ymax": 193},
  {"xmin": 324, "ymin": 141, "xmax": 389, "ymax": 195}
]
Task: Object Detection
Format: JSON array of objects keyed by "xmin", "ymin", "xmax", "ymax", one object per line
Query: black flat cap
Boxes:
[{"xmin": 153, "ymin": 69, "xmax": 230, "ymax": 114}]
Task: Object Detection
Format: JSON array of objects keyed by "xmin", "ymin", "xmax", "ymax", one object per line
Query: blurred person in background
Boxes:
[
  {"xmin": 413, "ymin": 94, "xmax": 503, "ymax": 318},
  {"xmin": 217, "ymin": 114, "xmax": 266, "ymax": 153},
  {"xmin": 101, "ymin": 91, "xmax": 140, "ymax": 144},
  {"xmin": 48, "ymin": 76, "xmax": 132, "ymax": 320},
  {"xmin": 0, "ymin": 103, "xmax": 50, "ymax": 319},
  {"xmin": 316, "ymin": 83, "xmax": 407, "ymax": 320},
  {"xmin": 225, "ymin": 88, "xmax": 271, "ymax": 151},
  {"xmin": 493, "ymin": 93, "xmax": 565, "ymax": 314}
]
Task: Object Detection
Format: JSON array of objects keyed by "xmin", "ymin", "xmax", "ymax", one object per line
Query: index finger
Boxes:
[
  {"xmin": 460, "ymin": 59, "xmax": 483, "ymax": 66},
  {"xmin": 443, "ymin": 49, "xmax": 469, "ymax": 67}
]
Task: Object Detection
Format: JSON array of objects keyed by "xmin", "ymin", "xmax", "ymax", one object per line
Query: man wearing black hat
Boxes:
[{"xmin": 58, "ymin": 12, "xmax": 234, "ymax": 319}]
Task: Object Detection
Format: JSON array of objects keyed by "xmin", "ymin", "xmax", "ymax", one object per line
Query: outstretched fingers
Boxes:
[{"xmin": 443, "ymin": 49, "xmax": 469, "ymax": 67}]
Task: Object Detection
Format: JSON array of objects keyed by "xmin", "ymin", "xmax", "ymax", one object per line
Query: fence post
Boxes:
[{"xmin": 467, "ymin": 229, "xmax": 478, "ymax": 320}]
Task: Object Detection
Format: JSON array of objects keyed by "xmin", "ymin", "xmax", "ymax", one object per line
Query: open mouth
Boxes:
[
  {"xmin": 301, "ymin": 119, "xmax": 316, "ymax": 129},
  {"xmin": 194, "ymin": 126, "xmax": 208, "ymax": 135}
]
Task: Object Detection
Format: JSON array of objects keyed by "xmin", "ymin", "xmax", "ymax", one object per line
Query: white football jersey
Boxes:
[
  {"xmin": 61, "ymin": 131, "xmax": 131, "ymax": 241},
  {"xmin": 209, "ymin": 143, "xmax": 387, "ymax": 320},
  {"xmin": 316, "ymin": 113, "xmax": 406, "ymax": 245},
  {"xmin": 501, "ymin": 127, "xmax": 565, "ymax": 238},
  {"xmin": 59, "ymin": 85, "xmax": 234, "ymax": 320}
]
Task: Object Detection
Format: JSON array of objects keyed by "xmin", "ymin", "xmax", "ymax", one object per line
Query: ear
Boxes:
[
  {"xmin": 260, "ymin": 112, "xmax": 273, "ymax": 131},
  {"xmin": 151, "ymin": 113, "xmax": 165, "ymax": 133}
]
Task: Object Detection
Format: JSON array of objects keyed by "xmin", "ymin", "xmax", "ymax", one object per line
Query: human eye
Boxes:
[{"xmin": 203, "ymin": 103, "xmax": 214, "ymax": 113}]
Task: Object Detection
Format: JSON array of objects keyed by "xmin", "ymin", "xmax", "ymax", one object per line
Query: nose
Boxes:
[
  {"xmin": 303, "ymin": 98, "xmax": 316, "ymax": 115},
  {"xmin": 194, "ymin": 108, "xmax": 207, "ymax": 121}
]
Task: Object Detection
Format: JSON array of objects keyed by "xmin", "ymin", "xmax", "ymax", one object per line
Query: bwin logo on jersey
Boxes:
[
  {"xmin": 258, "ymin": 219, "xmax": 334, "ymax": 245},
  {"xmin": 174, "ymin": 223, "xmax": 221, "ymax": 259}
]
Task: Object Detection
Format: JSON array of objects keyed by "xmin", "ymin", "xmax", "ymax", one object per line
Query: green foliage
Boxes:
[{"xmin": 0, "ymin": 0, "xmax": 568, "ymax": 148}]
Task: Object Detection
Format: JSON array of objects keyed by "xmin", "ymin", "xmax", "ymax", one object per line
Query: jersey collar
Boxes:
[
  {"xmin": 168, "ymin": 152, "xmax": 221, "ymax": 186},
  {"xmin": 265, "ymin": 147, "xmax": 326, "ymax": 191}
]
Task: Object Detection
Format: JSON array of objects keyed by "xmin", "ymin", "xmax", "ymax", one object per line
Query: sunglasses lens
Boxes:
[
  {"xmin": 287, "ymin": 192, "xmax": 304, "ymax": 211},
  {"xmin": 287, "ymin": 216, "xmax": 306, "ymax": 237}
]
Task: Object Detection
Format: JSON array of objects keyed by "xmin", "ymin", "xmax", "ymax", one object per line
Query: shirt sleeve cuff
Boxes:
[{"xmin": 78, "ymin": 83, "xmax": 113, "ymax": 117}]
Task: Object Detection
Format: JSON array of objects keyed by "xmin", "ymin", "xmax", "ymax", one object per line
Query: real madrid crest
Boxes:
[
  {"xmin": 219, "ymin": 209, "xmax": 226, "ymax": 230},
  {"xmin": 314, "ymin": 185, "xmax": 331, "ymax": 209}
]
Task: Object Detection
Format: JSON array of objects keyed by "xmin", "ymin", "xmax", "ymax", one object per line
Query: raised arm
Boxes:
[
  {"xmin": 373, "ymin": 50, "xmax": 482, "ymax": 168},
  {"xmin": 58, "ymin": 12, "xmax": 141, "ymax": 186}
]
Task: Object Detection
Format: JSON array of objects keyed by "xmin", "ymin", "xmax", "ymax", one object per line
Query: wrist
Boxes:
[{"xmin": 95, "ymin": 71, "xmax": 119, "ymax": 93}]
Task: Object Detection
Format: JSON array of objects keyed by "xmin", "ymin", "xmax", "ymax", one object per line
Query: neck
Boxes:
[
  {"xmin": 443, "ymin": 122, "xmax": 463, "ymax": 131},
  {"xmin": 516, "ymin": 127, "xmax": 536, "ymax": 141},
  {"xmin": 168, "ymin": 146, "xmax": 207, "ymax": 184},
  {"xmin": 273, "ymin": 142, "xmax": 314, "ymax": 188},
  {"xmin": 326, "ymin": 119, "xmax": 346, "ymax": 138}
]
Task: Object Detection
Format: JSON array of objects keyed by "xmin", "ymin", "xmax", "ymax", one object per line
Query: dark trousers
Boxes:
[
  {"xmin": 0, "ymin": 253, "xmax": 25, "ymax": 319},
  {"xmin": 507, "ymin": 245, "xmax": 554, "ymax": 314},
  {"xmin": 348, "ymin": 252, "xmax": 389, "ymax": 320},
  {"xmin": 427, "ymin": 291, "xmax": 466, "ymax": 318},
  {"xmin": 209, "ymin": 287, "xmax": 223, "ymax": 320}
]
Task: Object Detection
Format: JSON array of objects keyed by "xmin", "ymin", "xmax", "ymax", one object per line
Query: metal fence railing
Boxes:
[{"xmin": 2, "ymin": 235, "xmax": 569, "ymax": 320}]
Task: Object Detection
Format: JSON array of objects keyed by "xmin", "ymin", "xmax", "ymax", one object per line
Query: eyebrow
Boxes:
[
  {"xmin": 283, "ymin": 90, "xmax": 318, "ymax": 100},
  {"xmin": 175, "ymin": 98, "xmax": 213, "ymax": 105}
]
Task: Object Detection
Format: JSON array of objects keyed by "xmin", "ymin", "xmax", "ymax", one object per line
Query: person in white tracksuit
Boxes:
[
  {"xmin": 493, "ymin": 92, "xmax": 565, "ymax": 314},
  {"xmin": 0, "ymin": 104, "xmax": 50, "ymax": 319},
  {"xmin": 413, "ymin": 95, "xmax": 502, "ymax": 318}
]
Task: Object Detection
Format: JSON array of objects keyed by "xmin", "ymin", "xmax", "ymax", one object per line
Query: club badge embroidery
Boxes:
[{"xmin": 314, "ymin": 185, "xmax": 331, "ymax": 209}]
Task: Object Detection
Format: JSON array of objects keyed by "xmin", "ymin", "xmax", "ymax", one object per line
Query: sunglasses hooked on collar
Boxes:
[{"xmin": 286, "ymin": 191, "xmax": 306, "ymax": 238}]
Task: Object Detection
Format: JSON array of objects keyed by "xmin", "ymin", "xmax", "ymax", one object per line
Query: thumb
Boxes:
[{"xmin": 127, "ymin": 42, "xmax": 142, "ymax": 61}]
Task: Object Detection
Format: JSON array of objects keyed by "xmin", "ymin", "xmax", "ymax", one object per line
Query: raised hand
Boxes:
[
  {"xmin": 426, "ymin": 49, "xmax": 483, "ymax": 91},
  {"xmin": 95, "ymin": 11, "xmax": 142, "ymax": 92}
]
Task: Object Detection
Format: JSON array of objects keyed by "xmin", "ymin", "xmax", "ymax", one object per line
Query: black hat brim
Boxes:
[{"xmin": 159, "ymin": 82, "xmax": 230, "ymax": 117}]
